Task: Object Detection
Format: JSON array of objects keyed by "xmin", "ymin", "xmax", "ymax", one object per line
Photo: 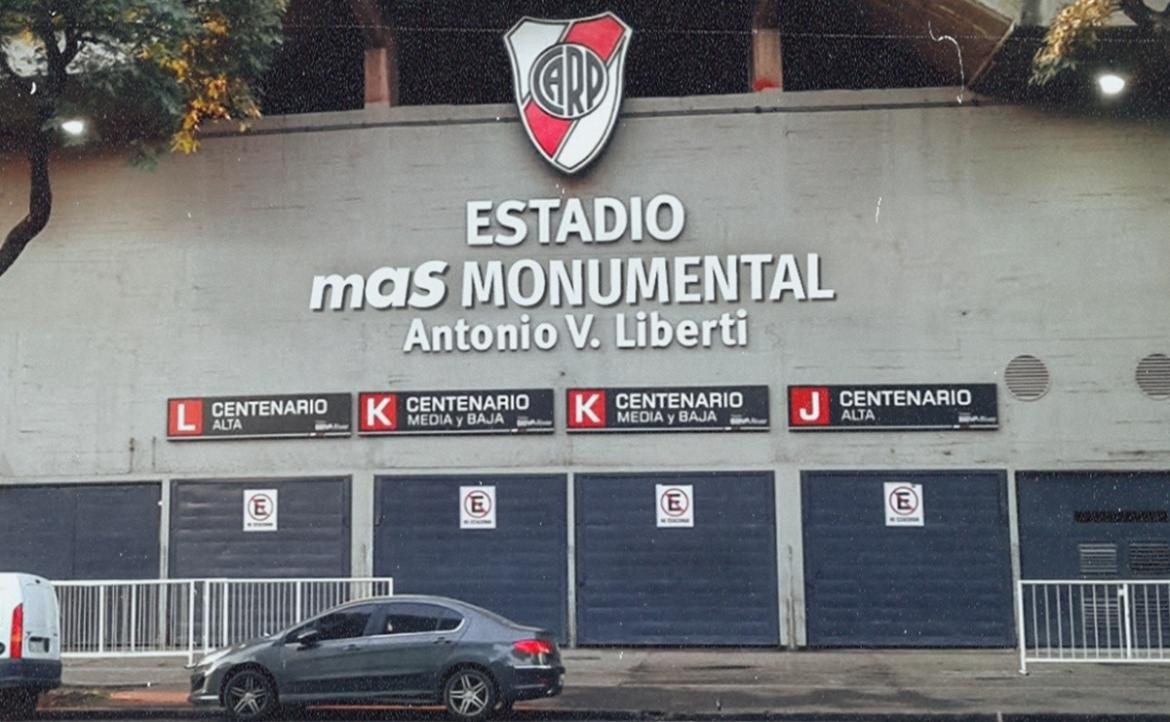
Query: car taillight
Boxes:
[
  {"xmin": 513, "ymin": 639, "xmax": 553, "ymax": 656},
  {"xmin": 11, "ymin": 604, "xmax": 22, "ymax": 659}
]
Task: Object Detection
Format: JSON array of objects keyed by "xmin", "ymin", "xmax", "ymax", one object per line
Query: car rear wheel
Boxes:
[
  {"xmin": 443, "ymin": 668, "xmax": 497, "ymax": 722},
  {"xmin": 223, "ymin": 669, "xmax": 277, "ymax": 721}
]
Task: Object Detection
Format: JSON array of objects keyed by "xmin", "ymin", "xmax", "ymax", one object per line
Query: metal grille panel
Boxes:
[
  {"xmin": 1079, "ymin": 543, "xmax": 1119, "ymax": 578},
  {"xmin": 1136, "ymin": 353, "xmax": 1170, "ymax": 399},
  {"xmin": 1005, "ymin": 354, "xmax": 1050, "ymax": 400},
  {"xmin": 1130, "ymin": 542, "xmax": 1170, "ymax": 577}
]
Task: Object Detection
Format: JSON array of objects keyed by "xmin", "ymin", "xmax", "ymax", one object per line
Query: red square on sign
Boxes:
[
  {"xmin": 567, "ymin": 389, "xmax": 606, "ymax": 429},
  {"xmin": 360, "ymin": 392, "xmax": 398, "ymax": 432},
  {"xmin": 789, "ymin": 387, "xmax": 830, "ymax": 426},
  {"xmin": 168, "ymin": 399, "xmax": 204, "ymax": 436}
]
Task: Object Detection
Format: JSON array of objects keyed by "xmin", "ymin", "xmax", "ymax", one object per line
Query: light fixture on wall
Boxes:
[
  {"xmin": 1096, "ymin": 72, "xmax": 1127, "ymax": 97},
  {"xmin": 60, "ymin": 118, "xmax": 86, "ymax": 136}
]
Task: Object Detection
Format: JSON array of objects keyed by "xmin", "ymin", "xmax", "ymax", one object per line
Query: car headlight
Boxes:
[{"xmin": 194, "ymin": 647, "xmax": 232, "ymax": 670}]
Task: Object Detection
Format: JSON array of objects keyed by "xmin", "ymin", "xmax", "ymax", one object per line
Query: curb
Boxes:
[{"xmin": 34, "ymin": 711, "xmax": 1170, "ymax": 722}]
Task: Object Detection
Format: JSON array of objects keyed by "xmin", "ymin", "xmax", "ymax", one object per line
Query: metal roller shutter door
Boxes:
[
  {"xmin": 1017, "ymin": 472, "xmax": 1170, "ymax": 579},
  {"xmin": 575, "ymin": 472, "xmax": 778, "ymax": 646},
  {"xmin": 1017, "ymin": 472, "xmax": 1170, "ymax": 652},
  {"xmin": 374, "ymin": 475, "xmax": 568, "ymax": 642},
  {"xmin": 169, "ymin": 478, "xmax": 350, "ymax": 578},
  {"xmin": 0, "ymin": 484, "xmax": 160, "ymax": 580},
  {"xmin": 802, "ymin": 470, "xmax": 1013, "ymax": 647}
]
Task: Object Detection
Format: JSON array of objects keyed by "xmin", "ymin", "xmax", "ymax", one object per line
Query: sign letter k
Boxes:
[
  {"xmin": 367, "ymin": 397, "xmax": 392, "ymax": 427},
  {"xmin": 576, "ymin": 393, "xmax": 601, "ymax": 424}
]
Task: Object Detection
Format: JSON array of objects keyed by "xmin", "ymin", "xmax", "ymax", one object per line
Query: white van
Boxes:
[{"xmin": 0, "ymin": 574, "xmax": 61, "ymax": 718}]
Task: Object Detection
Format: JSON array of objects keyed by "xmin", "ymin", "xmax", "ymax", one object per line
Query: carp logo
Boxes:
[{"xmin": 504, "ymin": 12, "xmax": 632, "ymax": 174}]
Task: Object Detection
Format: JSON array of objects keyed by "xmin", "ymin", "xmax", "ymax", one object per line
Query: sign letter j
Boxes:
[{"xmin": 798, "ymin": 393, "xmax": 821, "ymax": 421}]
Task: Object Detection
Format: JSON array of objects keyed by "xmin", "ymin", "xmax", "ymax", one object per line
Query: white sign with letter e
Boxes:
[
  {"xmin": 460, "ymin": 486, "xmax": 497, "ymax": 529},
  {"xmin": 244, "ymin": 489, "xmax": 278, "ymax": 532},
  {"xmin": 884, "ymin": 482, "xmax": 923, "ymax": 527},
  {"xmin": 656, "ymin": 484, "xmax": 694, "ymax": 528}
]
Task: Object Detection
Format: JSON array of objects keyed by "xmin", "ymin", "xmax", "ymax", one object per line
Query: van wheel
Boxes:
[
  {"xmin": 443, "ymin": 668, "xmax": 497, "ymax": 721},
  {"xmin": 223, "ymin": 669, "xmax": 277, "ymax": 721},
  {"xmin": 0, "ymin": 690, "xmax": 38, "ymax": 719}
]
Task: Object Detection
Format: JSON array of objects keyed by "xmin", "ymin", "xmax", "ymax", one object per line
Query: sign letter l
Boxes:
[{"xmin": 177, "ymin": 403, "xmax": 197, "ymax": 432}]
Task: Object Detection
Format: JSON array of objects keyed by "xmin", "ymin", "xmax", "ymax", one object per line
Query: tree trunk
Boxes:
[{"xmin": 0, "ymin": 128, "xmax": 52, "ymax": 279}]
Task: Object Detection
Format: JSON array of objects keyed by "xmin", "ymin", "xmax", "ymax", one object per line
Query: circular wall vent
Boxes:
[
  {"xmin": 1004, "ymin": 355, "xmax": 1050, "ymax": 401},
  {"xmin": 1136, "ymin": 353, "xmax": 1170, "ymax": 399}
]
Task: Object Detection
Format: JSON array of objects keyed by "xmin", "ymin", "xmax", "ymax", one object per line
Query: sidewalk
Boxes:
[{"xmin": 44, "ymin": 649, "xmax": 1170, "ymax": 718}]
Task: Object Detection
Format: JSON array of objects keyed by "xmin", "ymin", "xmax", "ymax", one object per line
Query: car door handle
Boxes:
[
  {"xmin": 433, "ymin": 637, "xmax": 454, "ymax": 645},
  {"xmin": 344, "ymin": 643, "xmax": 361, "ymax": 651}
]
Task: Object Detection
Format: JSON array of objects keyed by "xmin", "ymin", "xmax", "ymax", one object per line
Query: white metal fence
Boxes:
[
  {"xmin": 1018, "ymin": 580, "xmax": 1170, "ymax": 673},
  {"xmin": 53, "ymin": 578, "xmax": 394, "ymax": 664}
]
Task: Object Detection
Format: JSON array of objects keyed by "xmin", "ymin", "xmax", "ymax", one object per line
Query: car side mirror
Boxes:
[{"xmin": 290, "ymin": 628, "xmax": 321, "ymax": 648}]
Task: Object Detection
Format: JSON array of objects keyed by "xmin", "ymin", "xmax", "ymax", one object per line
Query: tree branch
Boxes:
[
  {"xmin": 0, "ymin": 118, "xmax": 53, "ymax": 279},
  {"xmin": 1119, "ymin": 0, "xmax": 1170, "ymax": 32},
  {"xmin": 1119, "ymin": 0, "xmax": 1155, "ymax": 27},
  {"xmin": 63, "ymin": 16, "xmax": 80, "ymax": 66},
  {"xmin": 0, "ymin": 6, "xmax": 63, "ymax": 278},
  {"xmin": 34, "ymin": 10, "xmax": 69, "ymax": 94}
]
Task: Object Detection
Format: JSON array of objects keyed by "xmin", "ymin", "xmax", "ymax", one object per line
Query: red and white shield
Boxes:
[{"xmin": 504, "ymin": 13, "xmax": 632, "ymax": 174}]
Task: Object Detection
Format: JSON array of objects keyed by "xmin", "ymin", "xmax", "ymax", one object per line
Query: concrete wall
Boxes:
[{"xmin": 2, "ymin": 88, "xmax": 1169, "ymax": 641}]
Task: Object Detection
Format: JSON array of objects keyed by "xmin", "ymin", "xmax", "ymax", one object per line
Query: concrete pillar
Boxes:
[
  {"xmin": 364, "ymin": 46, "xmax": 399, "ymax": 107},
  {"xmin": 159, "ymin": 479, "xmax": 171, "ymax": 579},
  {"xmin": 752, "ymin": 0, "xmax": 782, "ymax": 92},
  {"xmin": 566, "ymin": 473, "xmax": 578, "ymax": 647},
  {"xmin": 351, "ymin": 471, "xmax": 376, "ymax": 578},
  {"xmin": 775, "ymin": 464, "xmax": 804, "ymax": 646},
  {"xmin": 351, "ymin": 0, "xmax": 399, "ymax": 107}
]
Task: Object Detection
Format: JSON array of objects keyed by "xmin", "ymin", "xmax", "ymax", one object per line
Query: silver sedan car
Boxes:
[{"xmin": 189, "ymin": 595, "xmax": 564, "ymax": 721}]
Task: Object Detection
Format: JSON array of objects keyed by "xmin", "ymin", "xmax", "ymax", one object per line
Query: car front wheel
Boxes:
[
  {"xmin": 223, "ymin": 669, "xmax": 277, "ymax": 721},
  {"xmin": 443, "ymin": 668, "xmax": 497, "ymax": 722}
]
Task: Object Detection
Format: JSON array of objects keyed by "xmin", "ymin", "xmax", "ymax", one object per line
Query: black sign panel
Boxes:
[
  {"xmin": 167, "ymin": 394, "xmax": 352, "ymax": 440},
  {"xmin": 357, "ymin": 389, "xmax": 554, "ymax": 435},
  {"xmin": 566, "ymin": 385, "xmax": 769, "ymax": 432},
  {"xmin": 787, "ymin": 384, "xmax": 998, "ymax": 431}
]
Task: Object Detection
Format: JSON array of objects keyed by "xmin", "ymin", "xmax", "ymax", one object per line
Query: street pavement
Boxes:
[
  {"xmin": 43, "ymin": 648, "xmax": 1170, "ymax": 719},
  {"xmin": 33, "ymin": 711, "xmax": 1170, "ymax": 721}
]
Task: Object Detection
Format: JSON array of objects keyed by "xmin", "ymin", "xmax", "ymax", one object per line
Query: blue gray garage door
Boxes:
[
  {"xmin": 374, "ymin": 475, "xmax": 568, "ymax": 642},
  {"xmin": 1018, "ymin": 472, "xmax": 1170, "ymax": 579},
  {"xmin": 576, "ymin": 472, "xmax": 778, "ymax": 646},
  {"xmin": 803, "ymin": 470, "xmax": 1013, "ymax": 647},
  {"xmin": 170, "ymin": 478, "xmax": 350, "ymax": 578},
  {"xmin": 0, "ymin": 483, "xmax": 160, "ymax": 579}
]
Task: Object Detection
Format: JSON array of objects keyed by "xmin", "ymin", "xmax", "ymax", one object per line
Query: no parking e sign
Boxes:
[
  {"xmin": 656, "ymin": 484, "xmax": 694, "ymax": 528},
  {"xmin": 243, "ymin": 489, "xmax": 278, "ymax": 532},
  {"xmin": 460, "ymin": 486, "xmax": 497, "ymax": 530},
  {"xmin": 884, "ymin": 482, "xmax": 924, "ymax": 527}
]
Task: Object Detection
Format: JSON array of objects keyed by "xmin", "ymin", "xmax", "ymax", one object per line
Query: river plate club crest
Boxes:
[{"xmin": 504, "ymin": 12, "xmax": 632, "ymax": 174}]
